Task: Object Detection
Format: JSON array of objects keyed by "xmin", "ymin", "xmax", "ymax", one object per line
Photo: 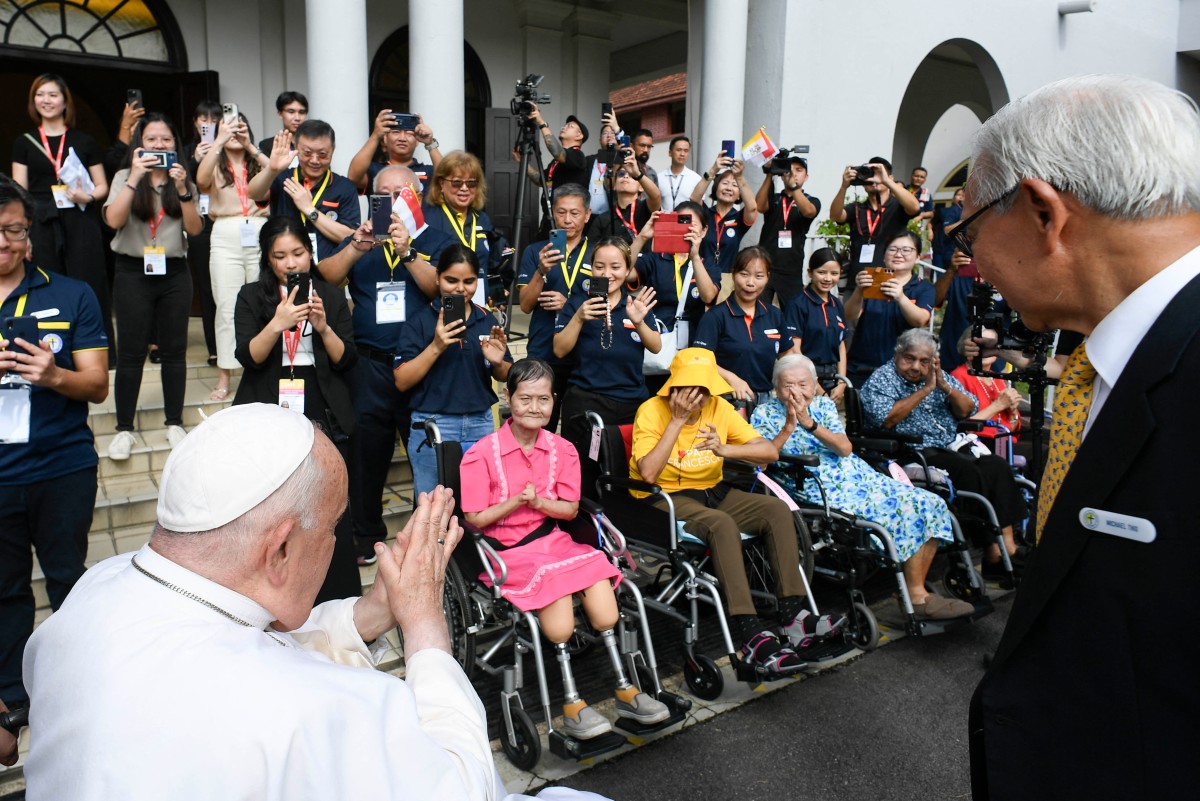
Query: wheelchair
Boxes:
[
  {"xmin": 571, "ymin": 411, "xmax": 855, "ymax": 699},
  {"xmin": 422, "ymin": 419, "xmax": 689, "ymax": 771}
]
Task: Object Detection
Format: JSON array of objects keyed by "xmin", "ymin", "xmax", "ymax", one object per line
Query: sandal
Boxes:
[
  {"xmin": 740, "ymin": 631, "xmax": 808, "ymax": 677},
  {"xmin": 209, "ymin": 386, "xmax": 230, "ymax": 401}
]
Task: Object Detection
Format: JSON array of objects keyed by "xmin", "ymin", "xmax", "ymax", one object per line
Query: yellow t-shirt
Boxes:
[{"xmin": 628, "ymin": 396, "xmax": 761, "ymax": 497}]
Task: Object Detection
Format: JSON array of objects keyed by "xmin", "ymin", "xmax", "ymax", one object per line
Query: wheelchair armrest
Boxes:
[
  {"xmin": 472, "ymin": 531, "xmax": 508, "ymax": 589},
  {"xmin": 957, "ymin": 419, "xmax": 986, "ymax": 433},
  {"xmin": 863, "ymin": 427, "xmax": 923, "ymax": 445},
  {"xmin": 778, "ymin": 453, "xmax": 819, "ymax": 468},
  {"xmin": 849, "ymin": 436, "xmax": 901, "ymax": 455},
  {"xmin": 598, "ymin": 475, "xmax": 663, "ymax": 496},
  {"xmin": 579, "ymin": 497, "xmax": 603, "ymax": 516}
]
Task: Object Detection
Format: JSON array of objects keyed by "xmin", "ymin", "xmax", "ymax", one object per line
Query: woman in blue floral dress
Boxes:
[{"xmin": 750, "ymin": 353, "xmax": 973, "ymax": 619}]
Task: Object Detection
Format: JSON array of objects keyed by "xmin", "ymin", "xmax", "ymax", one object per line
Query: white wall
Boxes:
[{"xmin": 921, "ymin": 104, "xmax": 981, "ymax": 199}]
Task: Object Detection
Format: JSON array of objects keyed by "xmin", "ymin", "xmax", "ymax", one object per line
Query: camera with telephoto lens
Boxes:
[
  {"xmin": 511, "ymin": 74, "xmax": 552, "ymax": 117},
  {"xmin": 966, "ymin": 280, "xmax": 1057, "ymax": 357},
  {"xmin": 766, "ymin": 145, "xmax": 810, "ymax": 176},
  {"xmin": 850, "ymin": 163, "xmax": 878, "ymax": 186}
]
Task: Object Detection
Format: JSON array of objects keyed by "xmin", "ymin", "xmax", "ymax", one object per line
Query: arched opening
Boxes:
[
  {"xmin": 369, "ymin": 26, "xmax": 492, "ymax": 162},
  {"xmin": 892, "ymin": 39, "xmax": 1008, "ymax": 195},
  {"xmin": 0, "ymin": 0, "xmax": 213, "ymax": 156}
]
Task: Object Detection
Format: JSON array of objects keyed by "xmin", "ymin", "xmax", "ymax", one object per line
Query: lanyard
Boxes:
[
  {"xmin": 860, "ymin": 202, "xmax": 883, "ymax": 239},
  {"xmin": 12, "ymin": 293, "xmax": 28, "ymax": 317},
  {"xmin": 781, "ymin": 196, "xmax": 795, "ymax": 228},
  {"xmin": 294, "ymin": 168, "xmax": 331, "ymax": 223},
  {"xmin": 560, "ymin": 238, "xmax": 587, "ymax": 292},
  {"xmin": 672, "ymin": 253, "xmax": 690, "ymax": 298},
  {"xmin": 441, "ymin": 204, "xmax": 477, "ymax": 251},
  {"xmin": 714, "ymin": 215, "xmax": 738, "ymax": 260},
  {"xmin": 147, "ymin": 208, "xmax": 166, "ymax": 243},
  {"xmin": 279, "ymin": 285, "xmax": 302, "ymax": 375},
  {"xmin": 667, "ymin": 173, "xmax": 683, "ymax": 207},
  {"xmin": 38, "ymin": 127, "xmax": 67, "ymax": 179},
  {"xmin": 230, "ymin": 159, "xmax": 250, "ymax": 216},
  {"xmin": 383, "ymin": 241, "xmax": 403, "ymax": 281},
  {"xmin": 614, "ymin": 202, "xmax": 637, "ymax": 235}
]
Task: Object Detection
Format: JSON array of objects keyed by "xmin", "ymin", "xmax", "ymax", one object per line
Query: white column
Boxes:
[
  {"xmin": 304, "ymin": 0, "xmax": 368, "ymax": 175},
  {"xmin": 411, "ymin": 0, "xmax": 465, "ymax": 155},
  {"xmin": 697, "ymin": 0, "xmax": 749, "ymax": 169}
]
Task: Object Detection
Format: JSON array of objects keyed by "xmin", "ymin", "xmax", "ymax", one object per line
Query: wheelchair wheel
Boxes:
[
  {"xmin": 850, "ymin": 601, "xmax": 880, "ymax": 651},
  {"xmin": 683, "ymin": 653, "xmax": 723, "ymax": 700},
  {"xmin": 942, "ymin": 561, "xmax": 984, "ymax": 604},
  {"xmin": 443, "ymin": 559, "xmax": 476, "ymax": 679},
  {"xmin": 792, "ymin": 511, "xmax": 816, "ymax": 583},
  {"xmin": 501, "ymin": 706, "xmax": 541, "ymax": 771}
]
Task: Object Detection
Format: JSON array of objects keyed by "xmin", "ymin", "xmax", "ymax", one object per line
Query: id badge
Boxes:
[
  {"xmin": 239, "ymin": 218, "xmax": 258, "ymax": 247},
  {"xmin": 376, "ymin": 281, "xmax": 406, "ymax": 324},
  {"xmin": 0, "ymin": 381, "xmax": 32, "ymax": 445},
  {"xmin": 143, "ymin": 245, "xmax": 167, "ymax": 276},
  {"xmin": 197, "ymin": 194, "xmax": 211, "ymax": 216},
  {"xmin": 51, "ymin": 184, "xmax": 74, "ymax": 209},
  {"xmin": 777, "ymin": 230, "xmax": 793, "ymax": 249},
  {"xmin": 859, "ymin": 243, "xmax": 876, "ymax": 263},
  {"xmin": 309, "ymin": 233, "xmax": 320, "ymax": 264},
  {"xmin": 278, "ymin": 378, "xmax": 305, "ymax": 414}
]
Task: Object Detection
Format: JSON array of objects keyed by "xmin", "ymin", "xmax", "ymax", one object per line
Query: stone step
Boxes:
[{"xmin": 88, "ymin": 374, "xmax": 235, "ymax": 437}]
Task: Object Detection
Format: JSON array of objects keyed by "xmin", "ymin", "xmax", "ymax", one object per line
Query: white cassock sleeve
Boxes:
[{"xmin": 289, "ymin": 597, "xmax": 375, "ymax": 668}]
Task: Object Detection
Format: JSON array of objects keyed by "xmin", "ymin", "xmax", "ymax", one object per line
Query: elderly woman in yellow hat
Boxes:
[{"xmin": 629, "ymin": 348, "xmax": 823, "ymax": 675}]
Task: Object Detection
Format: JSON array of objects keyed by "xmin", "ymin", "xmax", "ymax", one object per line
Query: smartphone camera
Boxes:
[
  {"xmin": 286, "ymin": 272, "xmax": 312, "ymax": 304},
  {"xmin": 142, "ymin": 150, "xmax": 177, "ymax": 169}
]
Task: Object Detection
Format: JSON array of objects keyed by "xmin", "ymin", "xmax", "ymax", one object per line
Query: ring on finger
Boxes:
[{"xmin": 437, "ymin": 538, "xmax": 446, "ymax": 545}]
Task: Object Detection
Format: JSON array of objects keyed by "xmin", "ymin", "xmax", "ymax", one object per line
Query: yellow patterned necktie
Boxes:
[{"xmin": 1035, "ymin": 343, "xmax": 1097, "ymax": 541}]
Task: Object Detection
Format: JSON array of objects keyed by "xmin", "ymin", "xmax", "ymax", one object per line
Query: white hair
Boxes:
[
  {"xmin": 894, "ymin": 328, "xmax": 938, "ymax": 355},
  {"xmin": 373, "ymin": 164, "xmax": 419, "ymax": 193},
  {"xmin": 967, "ymin": 74, "xmax": 1200, "ymax": 220},
  {"xmin": 773, "ymin": 353, "xmax": 818, "ymax": 389}
]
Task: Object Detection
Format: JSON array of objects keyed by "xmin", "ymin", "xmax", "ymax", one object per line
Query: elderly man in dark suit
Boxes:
[{"xmin": 958, "ymin": 74, "xmax": 1200, "ymax": 799}]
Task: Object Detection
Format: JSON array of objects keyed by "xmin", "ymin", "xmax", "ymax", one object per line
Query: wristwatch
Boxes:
[
  {"xmin": 178, "ymin": 191, "xmax": 194, "ymax": 202},
  {"xmin": 399, "ymin": 249, "xmax": 418, "ymax": 264},
  {"xmin": 306, "ymin": 208, "xmax": 320, "ymax": 224},
  {"xmin": 426, "ymin": 138, "xmax": 440, "ymax": 150},
  {"xmin": 802, "ymin": 418, "xmax": 819, "ymax": 433}
]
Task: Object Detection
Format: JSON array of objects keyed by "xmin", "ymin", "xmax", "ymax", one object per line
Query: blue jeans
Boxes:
[{"xmin": 408, "ymin": 410, "xmax": 495, "ymax": 498}]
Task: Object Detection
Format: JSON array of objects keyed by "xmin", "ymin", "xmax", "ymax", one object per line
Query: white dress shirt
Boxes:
[
  {"xmin": 23, "ymin": 545, "xmax": 497, "ymax": 801},
  {"xmin": 1083, "ymin": 244, "xmax": 1200, "ymax": 437},
  {"xmin": 657, "ymin": 166, "xmax": 702, "ymax": 212}
]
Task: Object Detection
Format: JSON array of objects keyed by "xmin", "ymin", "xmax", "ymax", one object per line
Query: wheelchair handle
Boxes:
[
  {"xmin": 1, "ymin": 705, "xmax": 28, "ymax": 735},
  {"xmin": 423, "ymin": 418, "xmax": 443, "ymax": 448}
]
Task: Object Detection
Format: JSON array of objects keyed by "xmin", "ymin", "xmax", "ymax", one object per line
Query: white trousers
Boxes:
[{"xmin": 209, "ymin": 215, "xmax": 266, "ymax": 369}]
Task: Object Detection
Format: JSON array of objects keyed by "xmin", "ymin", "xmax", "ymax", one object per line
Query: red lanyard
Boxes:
[
  {"xmin": 860, "ymin": 202, "xmax": 883, "ymax": 238},
  {"xmin": 147, "ymin": 208, "xmax": 166, "ymax": 243},
  {"xmin": 714, "ymin": 216, "xmax": 738, "ymax": 259},
  {"xmin": 280, "ymin": 286, "xmax": 302, "ymax": 370},
  {"xmin": 781, "ymin": 196, "xmax": 795, "ymax": 227},
  {"xmin": 615, "ymin": 202, "xmax": 637, "ymax": 235},
  {"xmin": 38, "ymin": 127, "xmax": 67, "ymax": 179},
  {"xmin": 230, "ymin": 159, "xmax": 250, "ymax": 216}
]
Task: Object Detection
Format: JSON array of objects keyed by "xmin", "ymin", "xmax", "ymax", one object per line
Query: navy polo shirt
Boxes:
[
  {"xmin": 0, "ymin": 265, "xmax": 107, "ymax": 485},
  {"xmin": 269, "ymin": 169, "xmax": 360, "ymax": 262},
  {"xmin": 847, "ymin": 276, "xmax": 936, "ymax": 372},
  {"xmin": 516, "ymin": 238, "xmax": 593, "ymax": 363},
  {"xmin": 555, "ymin": 292, "xmax": 658, "ymax": 403},
  {"xmin": 340, "ymin": 243, "xmax": 435, "ymax": 352},
  {"xmin": 394, "ymin": 300, "xmax": 512, "ymax": 414},
  {"xmin": 693, "ymin": 298, "xmax": 792, "ymax": 393},
  {"xmin": 703, "ymin": 203, "xmax": 752, "ymax": 274},
  {"xmin": 633, "ymin": 250, "xmax": 721, "ymax": 342},
  {"xmin": 423, "ymin": 204, "xmax": 501, "ymax": 273},
  {"xmin": 367, "ymin": 159, "xmax": 432, "ymax": 191},
  {"xmin": 940, "ymin": 275, "xmax": 1008, "ymax": 371},
  {"xmin": 785, "ymin": 287, "xmax": 847, "ymax": 366}
]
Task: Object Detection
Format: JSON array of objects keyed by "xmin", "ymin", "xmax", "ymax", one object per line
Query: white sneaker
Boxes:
[
  {"xmin": 166, "ymin": 425, "xmax": 187, "ymax": 448},
  {"xmin": 107, "ymin": 430, "xmax": 137, "ymax": 461}
]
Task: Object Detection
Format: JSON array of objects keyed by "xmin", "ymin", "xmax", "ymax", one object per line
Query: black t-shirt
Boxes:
[
  {"xmin": 845, "ymin": 195, "xmax": 916, "ymax": 271},
  {"xmin": 760, "ymin": 187, "xmax": 821, "ymax": 277},
  {"xmin": 547, "ymin": 146, "xmax": 588, "ymax": 191},
  {"xmin": 12, "ymin": 129, "xmax": 102, "ymax": 198},
  {"xmin": 587, "ymin": 197, "xmax": 652, "ymax": 244}
]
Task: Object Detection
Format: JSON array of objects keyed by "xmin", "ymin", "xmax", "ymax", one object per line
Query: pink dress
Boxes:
[{"xmin": 459, "ymin": 421, "xmax": 620, "ymax": 612}]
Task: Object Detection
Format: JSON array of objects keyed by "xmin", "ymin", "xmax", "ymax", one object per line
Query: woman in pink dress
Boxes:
[{"xmin": 460, "ymin": 358, "xmax": 669, "ymax": 740}]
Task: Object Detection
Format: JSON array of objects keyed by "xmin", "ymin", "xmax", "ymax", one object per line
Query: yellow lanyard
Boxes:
[
  {"xmin": 673, "ymin": 253, "xmax": 690, "ymax": 298},
  {"xmin": 382, "ymin": 241, "xmax": 402, "ymax": 281},
  {"xmin": 441, "ymin": 204, "xmax": 477, "ymax": 251},
  {"xmin": 14, "ymin": 293, "xmax": 28, "ymax": 316},
  {"xmin": 295, "ymin": 168, "xmax": 332, "ymax": 223},
  {"xmin": 560, "ymin": 238, "xmax": 587, "ymax": 292}
]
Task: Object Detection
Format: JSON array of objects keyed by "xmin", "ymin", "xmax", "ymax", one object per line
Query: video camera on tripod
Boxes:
[{"xmin": 511, "ymin": 74, "xmax": 552, "ymax": 118}]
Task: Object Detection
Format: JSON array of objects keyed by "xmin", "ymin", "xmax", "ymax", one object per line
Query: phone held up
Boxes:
[
  {"xmin": 2, "ymin": 316, "xmax": 39, "ymax": 351},
  {"xmin": 548, "ymin": 228, "xmax": 567, "ymax": 256},
  {"xmin": 222, "ymin": 103, "xmax": 239, "ymax": 126},
  {"xmin": 390, "ymin": 112, "xmax": 419, "ymax": 131},
  {"xmin": 651, "ymin": 212, "xmax": 691, "ymax": 255},
  {"xmin": 286, "ymin": 272, "xmax": 312, "ymax": 304},
  {"xmin": 441, "ymin": 293, "xmax": 468, "ymax": 336},
  {"xmin": 141, "ymin": 150, "xmax": 177, "ymax": 170},
  {"xmin": 721, "ymin": 139, "xmax": 736, "ymax": 161},
  {"xmin": 126, "ymin": 89, "xmax": 143, "ymax": 109},
  {"xmin": 370, "ymin": 195, "xmax": 393, "ymax": 241},
  {"xmin": 589, "ymin": 275, "xmax": 610, "ymax": 299}
]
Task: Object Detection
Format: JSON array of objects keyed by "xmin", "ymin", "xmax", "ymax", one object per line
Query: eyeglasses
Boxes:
[
  {"xmin": 0, "ymin": 225, "xmax": 29, "ymax": 242},
  {"xmin": 862, "ymin": 180, "xmax": 880, "ymax": 187},
  {"xmin": 615, "ymin": 171, "xmax": 631, "ymax": 179},
  {"xmin": 442, "ymin": 179, "xmax": 479, "ymax": 190},
  {"xmin": 949, "ymin": 185, "xmax": 1018, "ymax": 257},
  {"xmin": 885, "ymin": 246, "xmax": 916, "ymax": 255}
]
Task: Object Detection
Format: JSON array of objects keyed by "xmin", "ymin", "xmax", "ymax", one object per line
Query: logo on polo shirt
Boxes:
[
  {"xmin": 690, "ymin": 286, "xmax": 700, "ymax": 299},
  {"xmin": 631, "ymin": 331, "xmax": 641, "ymax": 343},
  {"xmin": 42, "ymin": 333, "xmax": 63, "ymax": 354},
  {"xmin": 581, "ymin": 278, "xmax": 590, "ymax": 293}
]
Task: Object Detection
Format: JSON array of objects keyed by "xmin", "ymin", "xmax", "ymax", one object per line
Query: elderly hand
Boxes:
[
  {"xmin": 668, "ymin": 386, "xmax": 705, "ymax": 422},
  {"xmin": 373, "ymin": 487, "xmax": 463, "ymax": 655},
  {"xmin": 695, "ymin": 422, "xmax": 725, "ymax": 456},
  {"xmin": 999, "ymin": 386, "xmax": 1023, "ymax": 410}
]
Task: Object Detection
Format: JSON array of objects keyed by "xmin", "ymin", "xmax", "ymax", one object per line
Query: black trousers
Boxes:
[
  {"xmin": 349, "ymin": 355, "xmax": 410, "ymax": 546},
  {"xmin": 186, "ymin": 219, "xmax": 217, "ymax": 357},
  {"xmin": 922, "ymin": 448, "xmax": 1024, "ymax": 529},
  {"xmin": 113, "ymin": 256, "xmax": 192, "ymax": 430},
  {"xmin": 0, "ymin": 466, "xmax": 96, "ymax": 706},
  {"xmin": 31, "ymin": 201, "xmax": 113, "ymax": 348}
]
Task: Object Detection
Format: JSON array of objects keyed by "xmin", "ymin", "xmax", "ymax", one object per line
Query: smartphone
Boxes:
[
  {"xmin": 441, "ymin": 294, "xmax": 468, "ymax": 334},
  {"xmin": 390, "ymin": 112, "xmax": 419, "ymax": 131},
  {"xmin": 862, "ymin": 267, "xmax": 895, "ymax": 301},
  {"xmin": 589, "ymin": 275, "xmax": 610, "ymax": 299},
  {"xmin": 199, "ymin": 122, "xmax": 216, "ymax": 145},
  {"xmin": 2, "ymin": 316, "xmax": 39, "ymax": 350},
  {"xmin": 548, "ymin": 228, "xmax": 567, "ymax": 255},
  {"xmin": 285, "ymin": 272, "xmax": 312, "ymax": 304},
  {"xmin": 721, "ymin": 139, "xmax": 736, "ymax": 160},
  {"xmin": 126, "ymin": 89, "xmax": 143, "ymax": 109},
  {"xmin": 650, "ymin": 212, "xmax": 691, "ymax": 255},
  {"xmin": 142, "ymin": 150, "xmax": 177, "ymax": 169},
  {"xmin": 601, "ymin": 102, "xmax": 613, "ymax": 119},
  {"xmin": 222, "ymin": 103, "xmax": 238, "ymax": 125},
  {"xmin": 957, "ymin": 258, "xmax": 980, "ymax": 279},
  {"xmin": 370, "ymin": 194, "xmax": 393, "ymax": 241}
]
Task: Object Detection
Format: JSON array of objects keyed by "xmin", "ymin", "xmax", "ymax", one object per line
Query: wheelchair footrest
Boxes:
[
  {"xmin": 548, "ymin": 729, "xmax": 628, "ymax": 762},
  {"xmin": 732, "ymin": 657, "xmax": 809, "ymax": 684},
  {"xmin": 910, "ymin": 598, "xmax": 994, "ymax": 637},
  {"xmin": 612, "ymin": 698, "xmax": 688, "ymax": 737},
  {"xmin": 794, "ymin": 637, "xmax": 856, "ymax": 663}
]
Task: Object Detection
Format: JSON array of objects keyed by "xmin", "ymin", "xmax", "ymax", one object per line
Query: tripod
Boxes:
[
  {"xmin": 503, "ymin": 115, "xmax": 554, "ymax": 335},
  {"xmin": 969, "ymin": 353, "xmax": 1056, "ymax": 486}
]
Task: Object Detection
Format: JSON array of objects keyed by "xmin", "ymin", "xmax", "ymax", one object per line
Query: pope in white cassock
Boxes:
[{"xmin": 21, "ymin": 404, "xmax": 609, "ymax": 800}]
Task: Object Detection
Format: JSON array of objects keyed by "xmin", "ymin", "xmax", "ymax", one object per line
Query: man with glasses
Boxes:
[
  {"xmin": 0, "ymin": 176, "xmax": 108, "ymax": 717},
  {"xmin": 828, "ymin": 157, "xmax": 920, "ymax": 286},
  {"xmin": 965, "ymin": 75, "xmax": 1200, "ymax": 800}
]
